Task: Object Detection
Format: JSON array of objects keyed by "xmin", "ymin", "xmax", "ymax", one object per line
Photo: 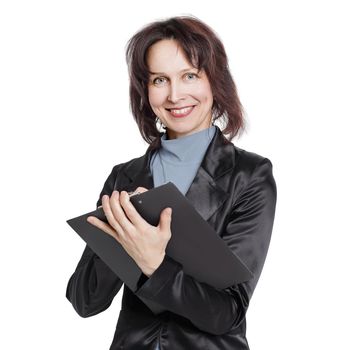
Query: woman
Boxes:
[{"xmin": 66, "ymin": 16, "xmax": 277, "ymax": 350}]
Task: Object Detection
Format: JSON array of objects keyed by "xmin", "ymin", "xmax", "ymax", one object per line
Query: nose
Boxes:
[{"xmin": 167, "ymin": 81, "xmax": 185, "ymax": 104}]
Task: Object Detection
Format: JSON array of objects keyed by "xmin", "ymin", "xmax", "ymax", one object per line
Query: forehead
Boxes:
[{"xmin": 146, "ymin": 39, "xmax": 194, "ymax": 73}]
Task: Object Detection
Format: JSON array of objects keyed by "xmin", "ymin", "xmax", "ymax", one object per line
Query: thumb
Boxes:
[{"xmin": 159, "ymin": 207, "xmax": 172, "ymax": 231}]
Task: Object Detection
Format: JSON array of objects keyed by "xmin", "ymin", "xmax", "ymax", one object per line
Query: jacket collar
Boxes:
[{"xmin": 122, "ymin": 126, "xmax": 236, "ymax": 221}]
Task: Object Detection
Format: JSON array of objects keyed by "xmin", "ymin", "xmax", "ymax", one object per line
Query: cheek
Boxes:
[
  {"xmin": 193, "ymin": 82, "xmax": 213, "ymax": 104},
  {"xmin": 148, "ymin": 88, "xmax": 167, "ymax": 108}
]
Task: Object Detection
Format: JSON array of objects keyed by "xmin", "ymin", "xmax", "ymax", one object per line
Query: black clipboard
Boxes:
[{"xmin": 67, "ymin": 182, "xmax": 253, "ymax": 314}]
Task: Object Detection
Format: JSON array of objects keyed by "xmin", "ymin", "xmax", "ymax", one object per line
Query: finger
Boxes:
[
  {"xmin": 134, "ymin": 187, "xmax": 148, "ymax": 193},
  {"xmin": 158, "ymin": 208, "xmax": 172, "ymax": 236},
  {"xmin": 102, "ymin": 194, "xmax": 125, "ymax": 238},
  {"xmin": 109, "ymin": 191, "xmax": 135, "ymax": 234},
  {"xmin": 119, "ymin": 190, "xmax": 148, "ymax": 228},
  {"xmin": 86, "ymin": 216, "xmax": 121, "ymax": 244}
]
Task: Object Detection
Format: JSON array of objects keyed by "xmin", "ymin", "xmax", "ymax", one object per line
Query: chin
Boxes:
[{"xmin": 166, "ymin": 125, "xmax": 201, "ymax": 139}]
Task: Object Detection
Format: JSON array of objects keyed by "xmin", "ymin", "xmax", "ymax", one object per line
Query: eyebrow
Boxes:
[{"xmin": 149, "ymin": 68, "xmax": 197, "ymax": 75}]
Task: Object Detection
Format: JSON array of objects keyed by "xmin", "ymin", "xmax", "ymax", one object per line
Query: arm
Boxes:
[
  {"xmin": 66, "ymin": 165, "xmax": 124, "ymax": 317},
  {"xmin": 134, "ymin": 158, "xmax": 277, "ymax": 335}
]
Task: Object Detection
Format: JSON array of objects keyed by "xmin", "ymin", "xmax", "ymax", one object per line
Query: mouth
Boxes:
[{"xmin": 165, "ymin": 105, "xmax": 196, "ymax": 118}]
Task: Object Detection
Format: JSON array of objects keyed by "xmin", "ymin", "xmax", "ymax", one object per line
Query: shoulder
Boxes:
[
  {"xmin": 227, "ymin": 144, "xmax": 276, "ymax": 197},
  {"xmin": 231, "ymin": 145, "xmax": 276, "ymax": 200},
  {"xmin": 233, "ymin": 144, "xmax": 273, "ymax": 172},
  {"xmin": 211, "ymin": 127, "xmax": 273, "ymax": 178}
]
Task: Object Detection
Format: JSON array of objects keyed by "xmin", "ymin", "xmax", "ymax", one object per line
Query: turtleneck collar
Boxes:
[{"xmin": 159, "ymin": 125, "xmax": 217, "ymax": 163}]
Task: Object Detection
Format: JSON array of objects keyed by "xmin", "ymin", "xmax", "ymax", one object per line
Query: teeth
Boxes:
[{"xmin": 170, "ymin": 106, "xmax": 193, "ymax": 114}]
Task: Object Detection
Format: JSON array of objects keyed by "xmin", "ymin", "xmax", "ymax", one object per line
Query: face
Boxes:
[{"xmin": 146, "ymin": 39, "xmax": 214, "ymax": 140}]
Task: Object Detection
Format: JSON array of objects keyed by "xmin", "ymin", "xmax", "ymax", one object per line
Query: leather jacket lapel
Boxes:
[
  {"xmin": 121, "ymin": 126, "xmax": 236, "ymax": 221},
  {"xmin": 184, "ymin": 126, "xmax": 236, "ymax": 221},
  {"xmin": 185, "ymin": 166, "xmax": 229, "ymax": 221}
]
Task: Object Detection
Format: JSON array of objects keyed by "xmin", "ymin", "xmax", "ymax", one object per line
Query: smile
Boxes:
[{"xmin": 166, "ymin": 105, "xmax": 195, "ymax": 118}]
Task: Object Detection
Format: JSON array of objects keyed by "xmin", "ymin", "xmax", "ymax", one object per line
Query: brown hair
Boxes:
[{"xmin": 125, "ymin": 15, "xmax": 246, "ymax": 149}]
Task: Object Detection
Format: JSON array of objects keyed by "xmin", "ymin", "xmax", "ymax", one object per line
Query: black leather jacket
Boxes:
[{"xmin": 66, "ymin": 126, "xmax": 277, "ymax": 349}]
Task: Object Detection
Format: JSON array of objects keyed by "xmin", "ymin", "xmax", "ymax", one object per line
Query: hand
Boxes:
[{"xmin": 87, "ymin": 187, "xmax": 172, "ymax": 277}]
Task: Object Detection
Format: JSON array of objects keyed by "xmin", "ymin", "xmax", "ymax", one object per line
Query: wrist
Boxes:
[{"xmin": 143, "ymin": 252, "xmax": 166, "ymax": 277}]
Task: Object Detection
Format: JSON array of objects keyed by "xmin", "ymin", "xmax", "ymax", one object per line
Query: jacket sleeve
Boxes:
[
  {"xmin": 134, "ymin": 158, "xmax": 277, "ymax": 335},
  {"xmin": 65, "ymin": 165, "xmax": 124, "ymax": 318}
]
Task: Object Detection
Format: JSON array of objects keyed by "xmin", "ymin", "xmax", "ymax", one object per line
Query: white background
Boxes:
[{"xmin": 1, "ymin": 1, "xmax": 349, "ymax": 349}]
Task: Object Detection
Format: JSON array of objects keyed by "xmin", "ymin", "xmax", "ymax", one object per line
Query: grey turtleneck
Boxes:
[{"xmin": 150, "ymin": 125, "xmax": 217, "ymax": 195}]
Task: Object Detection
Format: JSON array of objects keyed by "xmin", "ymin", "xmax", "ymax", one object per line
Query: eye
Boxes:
[
  {"xmin": 185, "ymin": 72, "xmax": 198, "ymax": 81},
  {"xmin": 152, "ymin": 77, "xmax": 167, "ymax": 85}
]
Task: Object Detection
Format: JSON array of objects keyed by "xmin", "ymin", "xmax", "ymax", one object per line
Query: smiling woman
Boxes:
[{"xmin": 66, "ymin": 15, "xmax": 277, "ymax": 350}]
